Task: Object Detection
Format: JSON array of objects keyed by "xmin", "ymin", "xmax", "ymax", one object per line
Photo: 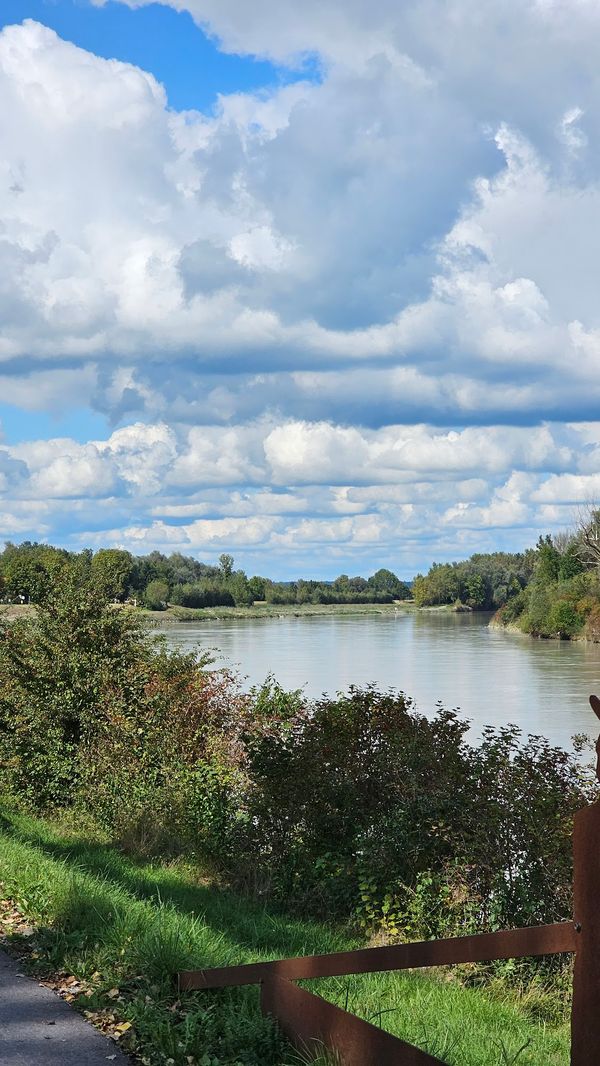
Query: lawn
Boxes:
[{"xmin": 0, "ymin": 806, "xmax": 570, "ymax": 1066}]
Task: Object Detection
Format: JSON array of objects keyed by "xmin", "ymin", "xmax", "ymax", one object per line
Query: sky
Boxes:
[{"xmin": 1, "ymin": 1, "xmax": 600, "ymax": 579}]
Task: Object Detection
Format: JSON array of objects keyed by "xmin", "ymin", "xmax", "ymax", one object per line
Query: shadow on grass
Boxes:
[{"xmin": 0, "ymin": 810, "xmax": 347, "ymax": 965}]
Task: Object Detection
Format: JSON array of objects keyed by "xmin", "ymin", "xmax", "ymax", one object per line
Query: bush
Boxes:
[
  {"xmin": 170, "ymin": 582, "xmax": 235, "ymax": 608},
  {"xmin": 0, "ymin": 573, "xmax": 156, "ymax": 806},
  {"xmin": 227, "ymin": 687, "xmax": 593, "ymax": 935},
  {"xmin": 144, "ymin": 578, "xmax": 170, "ymax": 610},
  {"xmin": 498, "ymin": 588, "xmax": 528, "ymax": 625},
  {"xmin": 0, "ymin": 575, "xmax": 595, "ymax": 958},
  {"xmin": 546, "ymin": 601, "xmax": 584, "ymax": 639}
]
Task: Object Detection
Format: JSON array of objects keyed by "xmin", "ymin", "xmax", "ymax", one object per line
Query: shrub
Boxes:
[
  {"xmin": 1, "ymin": 575, "xmax": 595, "ymax": 956},
  {"xmin": 144, "ymin": 578, "xmax": 170, "ymax": 610},
  {"xmin": 585, "ymin": 604, "xmax": 600, "ymax": 642},
  {"xmin": 546, "ymin": 601, "xmax": 584, "ymax": 639}
]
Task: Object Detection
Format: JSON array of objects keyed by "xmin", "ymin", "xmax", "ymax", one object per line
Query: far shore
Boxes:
[{"xmin": 0, "ymin": 600, "xmax": 466, "ymax": 624}]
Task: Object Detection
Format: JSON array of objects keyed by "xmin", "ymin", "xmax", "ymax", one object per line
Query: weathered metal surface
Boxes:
[
  {"xmin": 589, "ymin": 693, "xmax": 600, "ymax": 781},
  {"xmin": 260, "ymin": 974, "xmax": 446, "ymax": 1066},
  {"xmin": 571, "ymin": 800, "xmax": 600, "ymax": 1064},
  {"xmin": 178, "ymin": 922, "xmax": 577, "ymax": 991}
]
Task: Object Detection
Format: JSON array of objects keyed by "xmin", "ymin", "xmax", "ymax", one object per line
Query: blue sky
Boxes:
[
  {"xmin": 0, "ymin": 1, "xmax": 310, "ymax": 112},
  {"xmin": 1, "ymin": 0, "xmax": 600, "ymax": 578}
]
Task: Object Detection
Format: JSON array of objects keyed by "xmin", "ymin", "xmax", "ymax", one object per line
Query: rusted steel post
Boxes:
[
  {"xmin": 571, "ymin": 801, "xmax": 600, "ymax": 1064},
  {"xmin": 572, "ymin": 695, "xmax": 600, "ymax": 1062},
  {"xmin": 260, "ymin": 974, "xmax": 446, "ymax": 1065}
]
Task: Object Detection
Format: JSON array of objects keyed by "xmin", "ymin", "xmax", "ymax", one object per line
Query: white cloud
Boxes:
[
  {"xmin": 4, "ymin": 7, "xmax": 600, "ymax": 569},
  {"xmin": 2, "ymin": 416, "xmax": 599, "ymax": 569}
]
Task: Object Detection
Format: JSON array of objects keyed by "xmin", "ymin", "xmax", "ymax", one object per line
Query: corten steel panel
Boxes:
[
  {"xmin": 571, "ymin": 802, "xmax": 600, "ymax": 1065},
  {"xmin": 260, "ymin": 974, "xmax": 447, "ymax": 1066},
  {"xmin": 178, "ymin": 922, "xmax": 577, "ymax": 991}
]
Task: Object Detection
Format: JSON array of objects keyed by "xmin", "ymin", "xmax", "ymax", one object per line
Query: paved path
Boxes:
[{"xmin": 0, "ymin": 950, "xmax": 131, "ymax": 1065}]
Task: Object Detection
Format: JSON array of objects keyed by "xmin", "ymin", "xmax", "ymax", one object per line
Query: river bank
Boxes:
[
  {"xmin": 0, "ymin": 600, "xmax": 464, "ymax": 624},
  {"xmin": 147, "ymin": 601, "xmax": 466, "ymax": 623},
  {"xmin": 489, "ymin": 611, "xmax": 600, "ymax": 644}
]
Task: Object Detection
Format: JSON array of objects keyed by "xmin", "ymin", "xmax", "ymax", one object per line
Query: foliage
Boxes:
[
  {"xmin": 0, "ymin": 541, "xmax": 410, "ymax": 611},
  {"xmin": 0, "ymin": 808, "xmax": 571, "ymax": 1066},
  {"xmin": 494, "ymin": 531, "xmax": 600, "ymax": 640},
  {"xmin": 144, "ymin": 578, "xmax": 170, "ymax": 610},
  {"xmin": 412, "ymin": 552, "xmax": 535, "ymax": 610},
  {"xmin": 230, "ymin": 690, "xmax": 592, "ymax": 938},
  {"xmin": 367, "ymin": 567, "xmax": 411, "ymax": 599},
  {"xmin": 0, "ymin": 571, "xmax": 155, "ymax": 806},
  {"xmin": 90, "ymin": 548, "xmax": 136, "ymax": 601},
  {"xmin": 0, "ymin": 571, "xmax": 594, "ymax": 991}
]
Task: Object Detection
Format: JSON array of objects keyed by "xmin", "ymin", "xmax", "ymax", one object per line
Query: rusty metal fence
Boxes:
[{"xmin": 177, "ymin": 700, "xmax": 600, "ymax": 1065}]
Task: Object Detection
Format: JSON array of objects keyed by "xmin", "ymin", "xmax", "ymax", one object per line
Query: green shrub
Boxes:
[
  {"xmin": 144, "ymin": 578, "xmax": 170, "ymax": 610},
  {"xmin": 546, "ymin": 601, "xmax": 584, "ymax": 639},
  {"xmin": 0, "ymin": 571, "xmax": 595, "ymax": 964}
]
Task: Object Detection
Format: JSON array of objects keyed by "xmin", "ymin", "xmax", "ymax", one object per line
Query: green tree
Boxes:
[
  {"xmin": 1, "ymin": 541, "xmax": 71, "ymax": 603},
  {"xmin": 547, "ymin": 601, "xmax": 583, "ymax": 638},
  {"xmin": 91, "ymin": 549, "xmax": 135, "ymax": 601},
  {"xmin": 368, "ymin": 568, "xmax": 410, "ymax": 599},
  {"xmin": 144, "ymin": 579, "xmax": 170, "ymax": 611},
  {"xmin": 464, "ymin": 573, "xmax": 486, "ymax": 608},
  {"xmin": 218, "ymin": 553, "xmax": 234, "ymax": 581},
  {"xmin": 229, "ymin": 570, "xmax": 253, "ymax": 606},
  {"xmin": 247, "ymin": 576, "xmax": 266, "ymax": 601},
  {"xmin": 0, "ymin": 571, "xmax": 154, "ymax": 806},
  {"xmin": 535, "ymin": 535, "xmax": 561, "ymax": 584}
]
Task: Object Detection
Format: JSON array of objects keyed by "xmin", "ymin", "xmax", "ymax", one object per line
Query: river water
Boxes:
[{"xmin": 162, "ymin": 611, "xmax": 600, "ymax": 753}]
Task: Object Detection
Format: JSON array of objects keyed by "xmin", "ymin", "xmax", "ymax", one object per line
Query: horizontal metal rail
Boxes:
[{"xmin": 178, "ymin": 920, "xmax": 577, "ymax": 991}]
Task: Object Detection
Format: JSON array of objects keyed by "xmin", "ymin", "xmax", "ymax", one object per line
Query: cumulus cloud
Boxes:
[
  {"xmin": 2, "ymin": 13, "xmax": 600, "ymax": 402},
  {"xmin": 3, "ymin": 5, "xmax": 600, "ymax": 569},
  {"xmin": 1, "ymin": 417, "xmax": 599, "ymax": 571}
]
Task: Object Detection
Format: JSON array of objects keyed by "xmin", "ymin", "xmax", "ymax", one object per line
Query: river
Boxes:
[{"xmin": 162, "ymin": 611, "xmax": 600, "ymax": 753}]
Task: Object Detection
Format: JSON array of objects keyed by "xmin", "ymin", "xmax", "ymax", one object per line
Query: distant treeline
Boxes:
[
  {"xmin": 412, "ymin": 550, "xmax": 537, "ymax": 610},
  {"xmin": 0, "ymin": 541, "xmax": 411, "ymax": 610},
  {"xmin": 494, "ymin": 522, "xmax": 600, "ymax": 640},
  {"xmin": 413, "ymin": 509, "xmax": 600, "ymax": 640}
]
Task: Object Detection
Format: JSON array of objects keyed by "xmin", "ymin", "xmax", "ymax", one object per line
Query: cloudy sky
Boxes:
[{"xmin": 1, "ymin": 0, "xmax": 600, "ymax": 578}]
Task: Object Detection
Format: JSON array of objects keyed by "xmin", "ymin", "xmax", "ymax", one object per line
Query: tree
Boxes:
[
  {"xmin": 144, "ymin": 579, "xmax": 170, "ymax": 611},
  {"xmin": 547, "ymin": 601, "xmax": 583, "ymax": 638},
  {"xmin": 229, "ymin": 570, "xmax": 253, "ymax": 606},
  {"xmin": 219, "ymin": 553, "xmax": 234, "ymax": 581},
  {"xmin": 535, "ymin": 535, "xmax": 561, "ymax": 583},
  {"xmin": 464, "ymin": 573, "xmax": 486, "ymax": 609},
  {"xmin": 0, "ymin": 541, "xmax": 71, "ymax": 603},
  {"xmin": 91, "ymin": 549, "xmax": 135, "ymax": 602},
  {"xmin": 0, "ymin": 570, "xmax": 154, "ymax": 806},
  {"xmin": 576, "ymin": 505, "xmax": 600, "ymax": 569},
  {"xmin": 248, "ymin": 576, "xmax": 266, "ymax": 601},
  {"xmin": 368, "ymin": 568, "xmax": 411, "ymax": 600}
]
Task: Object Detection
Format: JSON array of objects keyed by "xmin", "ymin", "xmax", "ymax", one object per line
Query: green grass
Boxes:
[
  {"xmin": 0, "ymin": 806, "xmax": 570, "ymax": 1066},
  {"xmin": 147, "ymin": 602, "xmax": 409, "ymax": 622}
]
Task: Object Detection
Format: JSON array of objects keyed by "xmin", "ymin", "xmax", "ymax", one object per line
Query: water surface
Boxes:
[{"xmin": 163, "ymin": 611, "xmax": 600, "ymax": 752}]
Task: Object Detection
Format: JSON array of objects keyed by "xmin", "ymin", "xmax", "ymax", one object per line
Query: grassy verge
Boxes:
[{"xmin": 0, "ymin": 806, "xmax": 570, "ymax": 1066}]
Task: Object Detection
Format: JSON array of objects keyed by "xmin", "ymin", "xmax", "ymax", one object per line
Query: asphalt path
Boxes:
[{"xmin": 0, "ymin": 950, "xmax": 131, "ymax": 1065}]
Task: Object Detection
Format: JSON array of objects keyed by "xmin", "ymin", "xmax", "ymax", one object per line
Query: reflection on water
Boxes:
[{"xmin": 162, "ymin": 612, "xmax": 600, "ymax": 753}]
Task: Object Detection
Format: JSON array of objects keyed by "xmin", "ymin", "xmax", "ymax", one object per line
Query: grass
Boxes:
[
  {"xmin": 0, "ymin": 805, "xmax": 570, "ymax": 1066},
  {"xmin": 1, "ymin": 601, "xmax": 463, "ymax": 624},
  {"xmin": 148, "ymin": 602, "xmax": 410, "ymax": 622}
]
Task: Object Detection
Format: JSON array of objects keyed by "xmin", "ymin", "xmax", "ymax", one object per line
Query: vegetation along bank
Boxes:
[{"xmin": 0, "ymin": 565, "xmax": 593, "ymax": 1062}]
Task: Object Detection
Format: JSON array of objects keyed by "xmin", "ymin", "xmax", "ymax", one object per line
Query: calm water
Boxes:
[{"xmin": 162, "ymin": 612, "xmax": 600, "ymax": 753}]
